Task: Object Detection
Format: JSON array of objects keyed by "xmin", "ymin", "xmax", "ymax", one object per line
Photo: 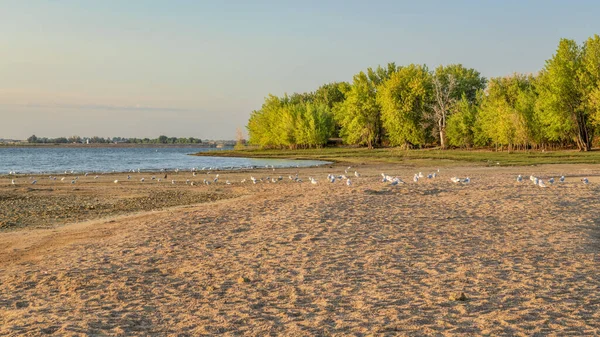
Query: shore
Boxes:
[{"xmin": 1, "ymin": 163, "xmax": 600, "ymax": 335}]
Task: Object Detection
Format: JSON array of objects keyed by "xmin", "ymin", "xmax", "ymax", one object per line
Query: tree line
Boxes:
[
  {"xmin": 247, "ymin": 35, "xmax": 600, "ymax": 151},
  {"xmin": 26, "ymin": 135, "xmax": 202, "ymax": 144}
]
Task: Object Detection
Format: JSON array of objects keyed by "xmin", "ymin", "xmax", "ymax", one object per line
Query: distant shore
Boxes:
[{"xmin": 0, "ymin": 143, "xmax": 233, "ymax": 149}]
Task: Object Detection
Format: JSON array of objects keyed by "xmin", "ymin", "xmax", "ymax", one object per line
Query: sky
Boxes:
[{"xmin": 1, "ymin": 0, "xmax": 599, "ymax": 140}]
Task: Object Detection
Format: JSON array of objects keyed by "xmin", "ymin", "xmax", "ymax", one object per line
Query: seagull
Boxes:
[
  {"xmin": 538, "ymin": 179, "xmax": 547, "ymax": 188},
  {"xmin": 413, "ymin": 174, "xmax": 419, "ymax": 183},
  {"xmin": 114, "ymin": 180, "xmax": 119, "ymax": 183},
  {"xmin": 251, "ymin": 176, "xmax": 257, "ymax": 184},
  {"xmin": 462, "ymin": 177, "xmax": 470, "ymax": 184},
  {"xmin": 582, "ymin": 178, "xmax": 589, "ymax": 184},
  {"xmin": 172, "ymin": 180, "xmax": 176, "ymax": 184},
  {"xmin": 418, "ymin": 172, "xmax": 424, "ymax": 178},
  {"xmin": 94, "ymin": 175, "xmax": 99, "ymax": 179},
  {"xmin": 71, "ymin": 180, "xmax": 76, "ymax": 184},
  {"xmin": 310, "ymin": 177, "xmax": 318, "ymax": 185},
  {"xmin": 127, "ymin": 175, "xmax": 131, "ymax": 180},
  {"xmin": 31, "ymin": 180, "xmax": 37, "ymax": 185},
  {"xmin": 450, "ymin": 177, "xmax": 461, "ymax": 183},
  {"xmin": 354, "ymin": 171, "xmax": 360, "ymax": 178},
  {"xmin": 11, "ymin": 179, "xmax": 15, "ymax": 185},
  {"xmin": 346, "ymin": 178, "xmax": 352, "ymax": 186},
  {"xmin": 241, "ymin": 179, "xmax": 246, "ymax": 183},
  {"xmin": 140, "ymin": 177, "xmax": 145, "ymax": 182},
  {"xmin": 533, "ymin": 177, "xmax": 539, "ymax": 185},
  {"xmin": 427, "ymin": 174, "xmax": 433, "ymax": 179},
  {"xmin": 61, "ymin": 177, "xmax": 66, "ymax": 181},
  {"xmin": 559, "ymin": 176, "xmax": 565, "ymax": 183},
  {"xmin": 517, "ymin": 175, "xmax": 523, "ymax": 182},
  {"xmin": 548, "ymin": 177, "xmax": 555, "ymax": 184},
  {"xmin": 345, "ymin": 166, "xmax": 351, "ymax": 174}
]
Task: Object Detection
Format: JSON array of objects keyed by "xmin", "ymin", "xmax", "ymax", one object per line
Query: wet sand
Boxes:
[{"xmin": 1, "ymin": 163, "xmax": 600, "ymax": 336}]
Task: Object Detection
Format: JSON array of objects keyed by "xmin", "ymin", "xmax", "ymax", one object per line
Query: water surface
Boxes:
[{"xmin": 0, "ymin": 147, "xmax": 329, "ymax": 174}]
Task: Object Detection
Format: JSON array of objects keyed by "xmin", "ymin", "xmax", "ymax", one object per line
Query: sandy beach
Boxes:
[{"xmin": 1, "ymin": 163, "xmax": 600, "ymax": 336}]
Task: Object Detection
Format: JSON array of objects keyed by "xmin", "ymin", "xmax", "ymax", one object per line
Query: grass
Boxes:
[{"xmin": 194, "ymin": 147, "xmax": 600, "ymax": 166}]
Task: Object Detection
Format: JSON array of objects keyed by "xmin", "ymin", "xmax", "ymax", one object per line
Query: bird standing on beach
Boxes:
[
  {"xmin": 450, "ymin": 177, "xmax": 460, "ymax": 183},
  {"xmin": 538, "ymin": 179, "xmax": 547, "ymax": 188},
  {"xmin": 31, "ymin": 180, "xmax": 37, "ymax": 185},
  {"xmin": 354, "ymin": 171, "xmax": 360, "ymax": 177},
  {"xmin": 582, "ymin": 178, "xmax": 589, "ymax": 184},
  {"xmin": 413, "ymin": 174, "xmax": 419, "ymax": 183},
  {"xmin": 517, "ymin": 175, "xmax": 523, "ymax": 182},
  {"xmin": 114, "ymin": 180, "xmax": 118, "ymax": 183},
  {"xmin": 548, "ymin": 177, "xmax": 555, "ymax": 184},
  {"xmin": 560, "ymin": 176, "xmax": 565, "ymax": 183},
  {"xmin": 346, "ymin": 178, "xmax": 352, "ymax": 186}
]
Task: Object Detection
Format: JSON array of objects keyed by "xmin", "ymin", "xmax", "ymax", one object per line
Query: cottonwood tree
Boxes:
[
  {"xmin": 430, "ymin": 65, "xmax": 486, "ymax": 149},
  {"xmin": 334, "ymin": 71, "xmax": 381, "ymax": 148},
  {"xmin": 537, "ymin": 38, "xmax": 593, "ymax": 151},
  {"xmin": 377, "ymin": 64, "xmax": 431, "ymax": 147}
]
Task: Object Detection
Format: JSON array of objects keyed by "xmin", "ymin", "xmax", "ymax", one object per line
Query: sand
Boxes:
[{"xmin": 1, "ymin": 163, "xmax": 600, "ymax": 336}]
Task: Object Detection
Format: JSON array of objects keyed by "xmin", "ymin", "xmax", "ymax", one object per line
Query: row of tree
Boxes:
[
  {"xmin": 247, "ymin": 34, "xmax": 600, "ymax": 151},
  {"xmin": 26, "ymin": 135, "xmax": 203, "ymax": 144}
]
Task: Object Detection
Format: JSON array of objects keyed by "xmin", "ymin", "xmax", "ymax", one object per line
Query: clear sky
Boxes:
[{"xmin": 1, "ymin": 0, "xmax": 599, "ymax": 140}]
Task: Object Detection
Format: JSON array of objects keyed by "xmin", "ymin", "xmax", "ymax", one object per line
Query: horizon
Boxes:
[{"xmin": 2, "ymin": 1, "xmax": 600, "ymax": 140}]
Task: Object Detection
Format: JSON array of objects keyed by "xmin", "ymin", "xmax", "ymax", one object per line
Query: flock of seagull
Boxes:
[{"xmin": 5, "ymin": 166, "xmax": 592, "ymax": 188}]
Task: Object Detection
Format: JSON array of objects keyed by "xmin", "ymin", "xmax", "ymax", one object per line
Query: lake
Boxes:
[{"xmin": 0, "ymin": 147, "xmax": 329, "ymax": 174}]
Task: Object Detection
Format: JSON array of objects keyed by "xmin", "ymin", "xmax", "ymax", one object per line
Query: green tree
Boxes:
[
  {"xmin": 430, "ymin": 64, "xmax": 486, "ymax": 148},
  {"xmin": 537, "ymin": 38, "xmax": 592, "ymax": 151},
  {"xmin": 581, "ymin": 35, "xmax": 600, "ymax": 129},
  {"xmin": 334, "ymin": 71, "xmax": 381, "ymax": 148},
  {"xmin": 377, "ymin": 64, "xmax": 431, "ymax": 147},
  {"xmin": 446, "ymin": 93, "xmax": 479, "ymax": 148},
  {"xmin": 27, "ymin": 135, "xmax": 38, "ymax": 143}
]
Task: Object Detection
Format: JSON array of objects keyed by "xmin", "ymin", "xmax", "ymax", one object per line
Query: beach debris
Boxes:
[
  {"xmin": 449, "ymin": 292, "xmax": 468, "ymax": 301},
  {"xmin": 237, "ymin": 276, "xmax": 251, "ymax": 284}
]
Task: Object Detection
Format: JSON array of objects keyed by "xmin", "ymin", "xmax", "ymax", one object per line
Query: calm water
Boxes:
[{"xmin": 0, "ymin": 147, "xmax": 329, "ymax": 174}]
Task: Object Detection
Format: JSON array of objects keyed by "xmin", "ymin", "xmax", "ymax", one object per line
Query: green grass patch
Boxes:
[{"xmin": 194, "ymin": 147, "xmax": 600, "ymax": 166}]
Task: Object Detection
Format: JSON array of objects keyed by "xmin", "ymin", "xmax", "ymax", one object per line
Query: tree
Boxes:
[
  {"xmin": 377, "ymin": 64, "xmax": 431, "ymax": 147},
  {"xmin": 68, "ymin": 135, "xmax": 82, "ymax": 143},
  {"xmin": 581, "ymin": 35, "xmax": 600, "ymax": 129},
  {"xmin": 476, "ymin": 74, "xmax": 540, "ymax": 150},
  {"xmin": 334, "ymin": 71, "xmax": 381, "ymax": 148},
  {"xmin": 446, "ymin": 93, "xmax": 479, "ymax": 148},
  {"xmin": 158, "ymin": 135, "xmax": 168, "ymax": 144},
  {"xmin": 537, "ymin": 38, "xmax": 592, "ymax": 151},
  {"xmin": 430, "ymin": 64, "xmax": 486, "ymax": 148},
  {"xmin": 27, "ymin": 135, "xmax": 38, "ymax": 143}
]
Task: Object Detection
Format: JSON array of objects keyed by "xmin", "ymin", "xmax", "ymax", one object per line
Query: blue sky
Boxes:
[{"xmin": 1, "ymin": 0, "xmax": 599, "ymax": 139}]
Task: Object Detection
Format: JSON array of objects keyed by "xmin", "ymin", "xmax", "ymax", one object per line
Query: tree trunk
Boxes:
[{"xmin": 439, "ymin": 128, "xmax": 446, "ymax": 149}]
